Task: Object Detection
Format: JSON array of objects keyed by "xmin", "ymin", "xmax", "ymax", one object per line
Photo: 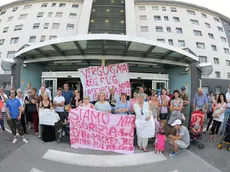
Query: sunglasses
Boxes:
[{"xmin": 140, "ymin": 109, "xmax": 144, "ymax": 115}]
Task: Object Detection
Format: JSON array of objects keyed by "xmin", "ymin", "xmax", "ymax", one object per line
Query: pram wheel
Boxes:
[
  {"xmin": 198, "ymin": 143, "xmax": 205, "ymax": 149},
  {"xmin": 217, "ymin": 143, "xmax": 223, "ymax": 149},
  {"xmin": 227, "ymin": 146, "xmax": 230, "ymax": 151}
]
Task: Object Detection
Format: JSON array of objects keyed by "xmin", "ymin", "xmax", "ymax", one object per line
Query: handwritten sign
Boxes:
[
  {"xmin": 39, "ymin": 109, "xmax": 60, "ymax": 126},
  {"xmin": 69, "ymin": 107, "xmax": 135, "ymax": 154},
  {"xmin": 78, "ymin": 63, "xmax": 131, "ymax": 101}
]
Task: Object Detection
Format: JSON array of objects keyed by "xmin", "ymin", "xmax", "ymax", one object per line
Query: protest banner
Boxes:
[
  {"xmin": 78, "ymin": 63, "xmax": 131, "ymax": 101},
  {"xmin": 69, "ymin": 107, "xmax": 135, "ymax": 154},
  {"xmin": 39, "ymin": 109, "xmax": 60, "ymax": 126}
]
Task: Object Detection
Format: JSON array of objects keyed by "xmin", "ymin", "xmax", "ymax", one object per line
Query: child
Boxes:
[
  {"xmin": 155, "ymin": 121, "xmax": 166, "ymax": 154},
  {"xmin": 192, "ymin": 117, "xmax": 202, "ymax": 133}
]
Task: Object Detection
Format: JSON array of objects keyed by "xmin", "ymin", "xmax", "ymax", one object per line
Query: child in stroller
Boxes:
[{"xmin": 217, "ymin": 116, "xmax": 230, "ymax": 151}]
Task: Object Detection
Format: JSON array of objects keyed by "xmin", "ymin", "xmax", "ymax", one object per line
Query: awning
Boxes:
[
  {"xmin": 197, "ymin": 62, "xmax": 213, "ymax": 75},
  {"xmin": 1, "ymin": 58, "xmax": 14, "ymax": 71}
]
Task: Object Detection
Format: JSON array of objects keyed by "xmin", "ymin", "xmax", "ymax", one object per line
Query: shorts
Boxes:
[
  {"xmin": 175, "ymin": 140, "xmax": 189, "ymax": 149},
  {"xmin": 160, "ymin": 113, "xmax": 168, "ymax": 120}
]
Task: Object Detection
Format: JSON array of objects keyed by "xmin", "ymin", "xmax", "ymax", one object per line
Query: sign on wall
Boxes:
[
  {"xmin": 78, "ymin": 63, "xmax": 131, "ymax": 101},
  {"xmin": 69, "ymin": 107, "xmax": 135, "ymax": 154}
]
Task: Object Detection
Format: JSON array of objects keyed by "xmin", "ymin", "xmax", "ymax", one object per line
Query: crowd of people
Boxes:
[{"xmin": 0, "ymin": 82, "xmax": 230, "ymax": 157}]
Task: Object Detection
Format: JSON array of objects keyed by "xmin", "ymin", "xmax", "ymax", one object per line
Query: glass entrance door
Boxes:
[{"xmin": 42, "ymin": 78, "xmax": 57, "ymax": 99}]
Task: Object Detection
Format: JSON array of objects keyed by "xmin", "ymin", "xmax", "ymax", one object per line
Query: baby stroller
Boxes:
[
  {"xmin": 217, "ymin": 116, "xmax": 230, "ymax": 151},
  {"xmin": 189, "ymin": 110, "xmax": 205, "ymax": 149}
]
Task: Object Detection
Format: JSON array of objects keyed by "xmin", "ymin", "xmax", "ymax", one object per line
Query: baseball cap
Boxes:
[
  {"xmin": 171, "ymin": 119, "xmax": 182, "ymax": 126},
  {"xmin": 181, "ymin": 86, "xmax": 186, "ymax": 91}
]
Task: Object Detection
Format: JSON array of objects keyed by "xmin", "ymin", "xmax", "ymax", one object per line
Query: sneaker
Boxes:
[
  {"xmin": 22, "ymin": 138, "xmax": 28, "ymax": 143},
  {"xmin": 12, "ymin": 138, "xmax": 18, "ymax": 144},
  {"xmin": 169, "ymin": 152, "xmax": 178, "ymax": 157}
]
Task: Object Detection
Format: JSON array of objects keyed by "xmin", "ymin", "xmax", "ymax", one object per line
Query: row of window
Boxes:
[
  {"xmin": 214, "ymin": 71, "xmax": 230, "ymax": 79},
  {"xmin": 193, "ymin": 30, "xmax": 227, "ymax": 42},
  {"xmin": 199, "ymin": 56, "xmax": 230, "ymax": 66},
  {"xmin": 141, "ymin": 26, "xmax": 183, "ymax": 33},
  {"xmin": 0, "ymin": 3, "xmax": 79, "ymax": 16},
  {"xmin": 138, "ymin": 5, "xmax": 222, "ymax": 23},
  {"xmin": 156, "ymin": 39, "xmax": 185, "ymax": 47}
]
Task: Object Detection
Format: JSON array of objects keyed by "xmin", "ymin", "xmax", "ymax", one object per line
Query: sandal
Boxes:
[{"xmin": 143, "ymin": 148, "xmax": 148, "ymax": 152}]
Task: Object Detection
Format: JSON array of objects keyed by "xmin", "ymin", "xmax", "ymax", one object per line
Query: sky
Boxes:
[{"xmin": 0, "ymin": 0, "xmax": 230, "ymax": 18}]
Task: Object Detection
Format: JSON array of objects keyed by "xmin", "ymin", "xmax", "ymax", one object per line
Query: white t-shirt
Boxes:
[
  {"xmin": 39, "ymin": 88, "xmax": 52, "ymax": 100},
  {"xmin": 214, "ymin": 103, "xmax": 226, "ymax": 122},
  {"xmin": 0, "ymin": 93, "xmax": 8, "ymax": 112},
  {"xmin": 54, "ymin": 95, "xmax": 65, "ymax": 112}
]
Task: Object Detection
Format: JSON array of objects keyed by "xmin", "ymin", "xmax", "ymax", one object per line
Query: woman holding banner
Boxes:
[
  {"xmin": 81, "ymin": 96, "xmax": 95, "ymax": 109},
  {"xmin": 114, "ymin": 93, "xmax": 130, "ymax": 115},
  {"xmin": 71, "ymin": 90, "xmax": 82, "ymax": 108},
  {"xmin": 95, "ymin": 92, "xmax": 111, "ymax": 113},
  {"xmin": 134, "ymin": 93, "xmax": 155, "ymax": 152}
]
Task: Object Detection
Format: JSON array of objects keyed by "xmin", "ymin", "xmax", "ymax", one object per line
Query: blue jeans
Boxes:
[{"xmin": 222, "ymin": 108, "xmax": 230, "ymax": 134}]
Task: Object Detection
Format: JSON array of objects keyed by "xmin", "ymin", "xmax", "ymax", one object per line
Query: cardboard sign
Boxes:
[
  {"xmin": 78, "ymin": 63, "xmax": 131, "ymax": 101},
  {"xmin": 39, "ymin": 109, "xmax": 60, "ymax": 126},
  {"xmin": 69, "ymin": 107, "xmax": 135, "ymax": 154}
]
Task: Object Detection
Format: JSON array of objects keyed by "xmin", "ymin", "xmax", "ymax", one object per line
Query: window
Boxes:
[
  {"xmin": 37, "ymin": 12, "xmax": 44, "ymax": 18},
  {"xmin": 0, "ymin": 10, "xmax": 6, "ymax": 15},
  {"xmin": 190, "ymin": 19, "xmax": 199, "ymax": 25},
  {"xmin": 178, "ymin": 40, "xmax": 185, "ymax": 47},
  {"xmin": 202, "ymin": 13, "xmax": 207, "ymax": 18},
  {"xmin": 208, "ymin": 33, "xmax": 214, "ymax": 39},
  {"xmin": 196, "ymin": 42, "xmax": 205, "ymax": 49},
  {"xmin": 52, "ymin": 23, "xmax": 60, "ymax": 29},
  {"xmin": 168, "ymin": 39, "xmax": 173, "ymax": 45},
  {"xmin": 227, "ymin": 73, "xmax": 230, "ymax": 79},
  {"xmin": 176, "ymin": 28, "xmax": 183, "ymax": 34},
  {"xmin": 170, "ymin": 7, "xmax": 177, "ymax": 12},
  {"xmin": 66, "ymin": 24, "xmax": 74, "ymax": 30},
  {"xmin": 3, "ymin": 27, "xmax": 9, "ymax": 33},
  {"xmin": 193, "ymin": 30, "xmax": 202, "ymax": 36},
  {"xmin": 199, "ymin": 56, "xmax": 207, "ymax": 63},
  {"xmin": 164, "ymin": 16, "xmax": 169, "ymax": 21},
  {"xmin": 72, "ymin": 4, "xmax": 79, "ymax": 8},
  {"xmin": 140, "ymin": 26, "xmax": 148, "ymax": 32},
  {"xmin": 211, "ymin": 45, "xmax": 217, "ymax": 51},
  {"xmin": 140, "ymin": 15, "xmax": 147, "ymax": 20},
  {"xmin": 49, "ymin": 35, "xmax": 57, "ymax": 40},
  {"xmin": 8, "ymin": 16, "xmax": 13, "ymax": 22},
  {"xmin": 214, "ymin": 58, "xmax": 219, "ymax": 64},
  {"xmin": 157, "ymin": 39, "xmax": 165, "ymax": 43},
  {"xmin": 29, "ymin": 36, "xmax": 36, "ymax": 43},
  {"xmin": 156, "ymin": 26, "xmax": 163, "ymax": 32},
  {"xmin": 139, "ymin": 6, "xmax": 145, "ymax": 11},
  {"xmin": 224, "ymin": 48, "xmax": 230, "ymax": 54},
  {"xmin": 162, "ymin": 6, "xmax": 166, "ymax": 11},
  {"xmin": 173, "ymin": 17, "xmax": 180, "ymax": 22},
  {"xmin": 152, "ymin": 6, "xmax": 159, "ymax": 11},
  {"xmin": 166, "ymin": 26, "xmax": 171, "ymax": 32},
  {"xmin": 221, "ymin": 37, "xmax": 227, "ymax": 42},
  {"xmin": 41, "ymin": 3, "xmax": 48, "ymax": 7},
  {"xmin": 40, "ymin": 36, "xmax": 46, "ymax": 42},
  {"xmin": 216, "ymin": 86, "xmax": 221, "ymax": 94},
  {"xmin": 215, "ymin": 72, "xmax": 221, "ymax": 78},
  {"xmin": 217, "ymin": 27, "xmax": 223, "ymax": 32},
  {"xmin": 33, "ymin": 23, "xmax": 40, "ymax": 29},
  {"xmin": 56, "ymin": 12, "xmax": 63, "ymax": 17},
  {"xmin": 14, "ymin": 25, "xmax": 23, "ymax": 31},
  {"xmin": 7, "ymin": 51, "xmax": 16, "ymax": 58},
  {"xmin": 10, "ymin": 37, "xmax": 19, "ymax": 44},
  {"xmin": 227, "ymin": 60, "xmax": 230, "ymax": 66},
  {"xmin": 51, "ymin": 3, "xmax": 56, "ymax": 7},
  {"xmin": 24, "ymin": 5, "xmax": 32, "ymax": 9},
  {"xmin": 214, "ymin": 17, "xmax": 220, "ymax": 22},
  {"xmin": 187, "ymin": 10, "xmax": 195, "ymax": 15},
  {"xmin": 205, "ymin": 22, "xmax": 211, "ymax": 28},
  {"xmin": 59, "ymin": 3, "xmax": 66, "ymax": 7},
  {"xmin": 0, "ymin": 39, "xmax": 5, "ymax": 45},
  {"xmin": 69, "ymin": 13, "xmax": 77, "ymax": 18},
  {"xmin": 154, "ymin": 16, "xmax": 161, "ymax": 21},
  {"xmin": 44, "ymin": 23, "xmax": 49, "ymax": 29},
  {"xmin": 12, "ymin": 7, "xmax": 18, "ymax": 12},
  {"xmin": 48, "ymin": 12, "xmax": 53, "ymax": 17},
  {"xmin": 19, "ymin": 14, "xmax": 27, "ymax": 19}
]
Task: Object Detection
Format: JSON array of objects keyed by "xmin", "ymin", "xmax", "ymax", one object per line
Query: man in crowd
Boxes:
[
  {"xmin": 193, "ymin": 88, "xmax": 208, "ymax": 114},
  {"xmin": 169, "ymin": 119, "xmax": 190, "ymax": 157},
  {"xmin": 5, "ymin": 89, "xmax": 28, "ymax": 144},
  {"xmin": 38, "ymin": 82, "xmax": 52, "ymax": 100},
  {"xmin": 139, "ymin": 87, "xmax": 148, "ymax": 101},
  {"xmin": 0, "ymin": 88, "xmax": 8, "ymax": 138},
  {"xmin": 220, "ymin": 84, "xmax": 230, "ymax": 135},
  {"xmin": 62, "ymin": 83, "xmax": 73, "ymax": 105},
  {"xmin": 180, "ymin": 86, "xmax": 189, "ymax": 119}
]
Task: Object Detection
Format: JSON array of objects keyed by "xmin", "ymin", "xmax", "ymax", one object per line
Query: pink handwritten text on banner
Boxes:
[{"xmin": 69, "ymin": 107, "xmax": 135, "ymax": 154}]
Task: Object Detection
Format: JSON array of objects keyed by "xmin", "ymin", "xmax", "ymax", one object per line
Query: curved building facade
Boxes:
[{"xmin": 0, "ymin": 0, "xmax": 229, "ymax": 94}]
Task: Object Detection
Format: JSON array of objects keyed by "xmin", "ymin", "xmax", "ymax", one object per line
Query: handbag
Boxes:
[{"xmin": 27, "ymin": 103, "xmax": 37, "ymax": 113}]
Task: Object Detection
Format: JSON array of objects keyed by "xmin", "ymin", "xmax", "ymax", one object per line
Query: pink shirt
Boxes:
[{"xmin": 156, "ymin": 134, "xmax": 166, "ymax": 150}]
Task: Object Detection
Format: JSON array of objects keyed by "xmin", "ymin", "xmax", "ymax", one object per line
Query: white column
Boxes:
[
  {"xmin": 125, "ymin": 0, "xmax": 137, "ymax": 36},
  {"xmin": 77, "ymin": 0, "xmax": 93, "ymax": 35}
]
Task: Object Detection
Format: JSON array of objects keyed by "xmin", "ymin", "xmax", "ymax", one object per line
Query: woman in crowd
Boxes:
[
  {"xmin": 81, "ymin": 96, "xmax": 95, "ymax": 109},
  {"xmin": 16, "ymin": 89, "xmax": 27, "ymax": 134},
  {"xmin": 39, "ymin": 92, "xmax": 55, "ymax": 143},
  {"xmin": 130, "ymin": 92, "xmax": 138, "ymax": 114},
  {"xmin": 158, "ymin": 88, "xmax": 170, "ymax": 121},
  {"xmin": 149, "ymin": 93, "xmax": 160, "ymax": 119},
  {"xmin": 209, "ymin": 93, "xmax": 226, "ymax": 142},
  {"xmin": 206, "ymin": 92, "xmax": 216, "ymax": 132},
  {"xmin": 24, "ymin": 90, "xmax": 33, "ymax": 130},
  {"xmin": 71, "ymin": 90, "xmax": 82, "ymax": 108},
  {"xmin": 168, "ymin": 90, "xmax": 183, "ymax": 125},
  {"xmin": 134, "ymin": 93, "xmax": 155, "ymax": 152},
  {"xmin": 115, "ymin": 93, "xmax": 130, "ymax": 115},
  {"xmin": 95, "ymin": 92, "xmax": 111, "ymax": 113}
]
